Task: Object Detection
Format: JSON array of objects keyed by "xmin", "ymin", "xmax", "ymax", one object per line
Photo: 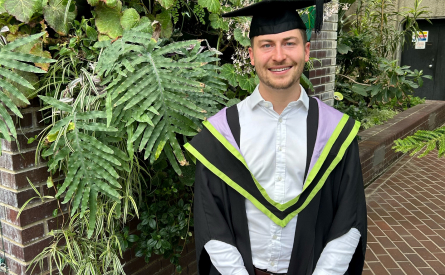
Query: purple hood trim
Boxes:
[
  {"xmin": 207, "ymin": 99, "xmax": 344, "ymax": 181},
  {"xmin": 307, "ymin": 98, "xmax": 344, "ymax": 177},
  {"xmin": 207, "ymin": 107, "xmax": 242, "ymax": 154}
]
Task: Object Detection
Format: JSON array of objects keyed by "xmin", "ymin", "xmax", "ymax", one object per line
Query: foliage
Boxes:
[
  {"xmin": 1, "ymin": 0, "xmax": 345, "ymax": 273},
  {"xmin": 29, "ymin": 207, "xmax": 128, "ymax": 275},
  {"xmin": 134, "ymin": 154, "xmax": 194, "ymax": 271},
  {"xmin": 0, "ymin": 32, "xmax": 54, "ymax": 153},
  {"xmin": 346, "ymin": 0, "xmax": 431, "ymax": 58},
  {"xmin": 385, "ymin": 95, "xmax": 425, "ymax": 111},
  {"xmin": 360, "ymin": 107, "xmax": 398, "ymax": 129},
  {"xmin": 96, "ymin": 31, "xmax": 226, "ymax": 166},
  {"xmin": 348, "ymin": 59, "xmax": 431, "ymax": 104},
  {"xmin": 393, "ymin": 126, "xmax": 445, "ymax": 158}
]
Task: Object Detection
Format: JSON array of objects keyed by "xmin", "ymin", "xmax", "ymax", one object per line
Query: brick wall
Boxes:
[
  {"xmin": 358, "ymin": 100, "xmax": 445, "ymax": 186},
  {"xmin": 121, "ymin": 238, "xmax": 197, "ymax": 275},
  {"xmin": 0, "ymin": 100, "xmax": 65, "ymax": 275},
  {"xmin": 308, "ymin": 12, "xmax": 338, "ymax": 106}
]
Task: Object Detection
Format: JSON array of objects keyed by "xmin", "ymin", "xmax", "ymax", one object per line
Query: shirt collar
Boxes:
[{"xmin": 248, "ymin": 84, "xmax": 310, "ymax": 110}]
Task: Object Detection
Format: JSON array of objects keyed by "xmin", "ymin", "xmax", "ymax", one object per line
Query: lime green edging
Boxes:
[
  {"xmin": 185, "ymin": 119, "xmax": 360, "ymax": 227},
  {"xmin": 202, "ymin": 115, "xmax": 350, "ymax": 211},
  {"xmin": 278, "ymin": 120, "xmax": 362, "ymax": 226},
  {"xmin": 184, "ymin": 143, "xmax": 288, "ymax": 227}
]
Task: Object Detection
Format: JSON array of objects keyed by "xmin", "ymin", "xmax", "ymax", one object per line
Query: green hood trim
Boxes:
[{"xmin": 185, "ymin": 116, "xmax": 360, "ymax": 227}]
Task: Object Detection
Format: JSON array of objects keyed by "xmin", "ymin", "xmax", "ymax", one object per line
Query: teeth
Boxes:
[{"xmin": 270, "ymin": 67, "xmax": 291, "ymax": 72}]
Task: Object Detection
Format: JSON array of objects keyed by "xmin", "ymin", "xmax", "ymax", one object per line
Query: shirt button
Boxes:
[
  {"xmin": 278, "ymin": 118, "xmax": 283, "ymax": 123},
  {"xmin": 278, "ymin": 146, "xmax": 282, "ymax": 151},
  {"xmin": 273, "ymin": 235, "xmax": 278, "ymax": 240},
  {"xmin": 270, "ymin": 261, "xmax": 275, "ymax": 267},
  {"xmin": 277, "ymin": 176, "xmax": 282, "ymax": 181}
]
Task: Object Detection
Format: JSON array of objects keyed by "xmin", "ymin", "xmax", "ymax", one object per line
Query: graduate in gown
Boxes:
[{"xmin": 184, "ymin": 1, "xmax": 367, "ymax": 274}]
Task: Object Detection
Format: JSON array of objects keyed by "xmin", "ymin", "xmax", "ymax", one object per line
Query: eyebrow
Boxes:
[{"xmin": 257, "ymin": 36, "xmax": 299, "ymax": 43}]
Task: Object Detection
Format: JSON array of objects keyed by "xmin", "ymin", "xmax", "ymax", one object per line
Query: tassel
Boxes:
[{"xmin": 315, "ymin": 0, "xmax": 324, "ymax": 33}]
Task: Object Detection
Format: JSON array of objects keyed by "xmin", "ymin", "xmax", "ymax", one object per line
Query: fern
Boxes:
[
  {"xmin": 39, "ymin": 72, "xmax": 132, "ymax": 238},
  {"xmin": 96, "ymin": 30, "xmax": 227, "ymax": 173},
  {"xmin": 0, "ymin": 32, "xmax": 55, "ymax": 150},
  {"xmin": 392, "ymin": 126, "xmax": 445, "ymax": 158}
]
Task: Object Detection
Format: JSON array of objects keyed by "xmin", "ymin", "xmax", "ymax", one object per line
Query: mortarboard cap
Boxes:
[{"xmin": 222, "ymin": 0, "xmax": 331, "ymax": 39}]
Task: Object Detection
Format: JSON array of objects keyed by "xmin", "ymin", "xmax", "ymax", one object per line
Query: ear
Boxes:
[
  {"xmin": 304, "ymin": 42, "xmax": 311, "ymax": 62},
  {"xmin": 248, "ymin": 47, "xmax": 255, "ymax": 66}
]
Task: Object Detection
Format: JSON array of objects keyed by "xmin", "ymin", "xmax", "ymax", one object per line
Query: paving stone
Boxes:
[{"xmin": 365, "ymin": 151, "xmax": 445, "ymax": 275}]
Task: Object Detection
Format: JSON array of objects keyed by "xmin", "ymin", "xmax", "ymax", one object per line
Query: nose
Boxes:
[{"xmin": 272, "ymin": 46, "xmax": 286, "ymax": 63}]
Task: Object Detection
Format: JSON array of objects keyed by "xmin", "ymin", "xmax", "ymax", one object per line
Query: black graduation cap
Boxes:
[{"xmin": 222, "ymin": 0, "xmax": 331, "ymax": 38}]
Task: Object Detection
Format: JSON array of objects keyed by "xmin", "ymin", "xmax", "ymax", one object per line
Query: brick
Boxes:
[
  {"xmin": 4, "ymin": 200, "xmax": 59, "ymax": 227},
  {"xmin": 1, "ymin": 129, "xmax": 42, "ymax": 152},
  {"xmin": 123, "ymin": 255, "xmax": 150, "ymax": 275},
  {"xmin": 5, "ymin": 254, "xmax": 49, "ymax": 275},
  {"xmin": 0, "ymin": 150, "xmax": 44, "ymax": 171},
  {"xmin": 1, "ymin": 222, "xmax": 45, "ymax": 244},
  {"xmin": 178, "ymin": 251, "xmax": 196, "ymax": 267},
  {"xmin": 12, "ymin": 113, "xmax": 33, "ymax": 129},
  {"xmin": 1, "ymin": 166, "xmax": 51, "ymax": 190},
  {"xmin": 47, "ymin": 213, "xmax": 69, "ymax": 232},
  {"xmin": 3, "ymin": 237, "xmax": 52, "ymax": 262}
]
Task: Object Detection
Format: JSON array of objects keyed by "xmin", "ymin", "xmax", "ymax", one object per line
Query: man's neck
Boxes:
[{"xmin": 258, "ymin": 81, "xmax": 302, "ymax": 115}]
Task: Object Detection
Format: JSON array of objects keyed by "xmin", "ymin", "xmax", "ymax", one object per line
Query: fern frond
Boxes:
[{"xmin": 393, "ymin": 126, "xmax": 445, "ymax": 158}]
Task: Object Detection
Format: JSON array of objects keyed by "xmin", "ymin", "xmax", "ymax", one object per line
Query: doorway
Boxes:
[{"xmin": 400, "ymin": 19, "xmax": 445, "ymax": 100}]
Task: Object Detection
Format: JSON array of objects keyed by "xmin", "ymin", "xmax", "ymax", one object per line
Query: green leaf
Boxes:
[
  {"xmin": 157, "ymin": 0, "xmax": 174, "ymax": 9},
  {"xmin": 198, "ymin": 0, "xmax": 220, "ymax": 13},
  {"xmin": 3, "ymin": 0, "xmax": 39, "ymax": 23},
  {"xmin": 0, "ymin": 77, "xmax": 30, "ymax": 106},
  {"xmin": 75, "ymin": 122, "xmax": 117, "ymax": 132},
  {"xmin": 0, "ymin": 52, "xmax": 55, "ymax": 64},
  {"xmin": 80, "ymin": 186, "xmax": 90, "ymax": 218},
  {"xmin": 0, "ymin": 91, "xmax": 22, "ymax": 117},
  {"xmin": 337, "ymin": 43, "xmax": 352, "ymax": 54},
  {"xmin": 2, "ymin": 70, "xmax": 39, "ymax": 108},
  {"xmin": 300, "ymin": 74, "xmax": 313, "ymax": 92},
  {"xmin": 148, "ymin": 219, "xmax": 156, "ymax": 229},
  {"xmin": 156, "ymin": 9, "xmax": 173, "ymax": 39},
  {"xmin": 0, "ymin": 0, "xmax": 7, "ymax": 13},
  {"xmin": 95, "ymin": 2, "xmax": 123, "ymax": 39},
  {"xmin": 226, "ymin": 98, "xmax": 240, "ymax": 107},
  {"xmin": 87, "ymin": 188, "xmax": 98, "ymax": 238},
  {"xmin": 237, "ymin": 74, "xmax": 256, "ymax": 93},
  {"xmin": 0, "ymin": 58, "xmax": 46, "ymax": 73},
  {"xmin": 43, "ymin": 0, "xmax": 77, "ymax": 35},
  {"xmin": 39, "ymin": 95, "xmax": 72, "ymax": 112},
  {"xmin": 127, "ymin": 235, "xmax": 139, "ymax": 242},
  {"xmin": 351, "ymin": 84, "xmax": 369, "ymax": 96},
  {"xmin": 1, "ymin": 32, "xmax": 45, "ymax": 52},
  {"xmin": 233, "ymin": 29, "xmax": 250, "ymax": 47},
  {"xmin": 221, "ymin": 64, "xmax": 238, "ymax": 87},
  {"xmin": 120, "ymin": 8, "xmax": 140, "ymax": 30}
]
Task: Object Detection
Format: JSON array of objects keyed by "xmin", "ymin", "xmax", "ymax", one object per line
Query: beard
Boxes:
[{"xmin": 255, "ymin": 57, "xmax": 306, "ymax": 90}]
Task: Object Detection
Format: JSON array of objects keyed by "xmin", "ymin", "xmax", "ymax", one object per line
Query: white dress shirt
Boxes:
[{"xmin": 204, "ymin": 85, "xmax": 360, "ymax": 275}]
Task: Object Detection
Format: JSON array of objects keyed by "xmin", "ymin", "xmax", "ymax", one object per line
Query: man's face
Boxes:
[{"xmin": 248, "ymin": 29, "xmax": 310, "ymax": 90}]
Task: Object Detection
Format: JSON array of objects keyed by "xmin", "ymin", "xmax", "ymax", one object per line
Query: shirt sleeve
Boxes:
[
  {"xmin": 204, "ymin": 240, "xmax": 249, "ymax": 275},
  {"xmin": 312, "ymin": 228, "xmax": 361, "ymax": 275}
]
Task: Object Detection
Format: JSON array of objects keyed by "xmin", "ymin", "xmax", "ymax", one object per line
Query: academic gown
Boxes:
[{"xmin": 184, "ymin": 97, "xmax": 367, "ymax": 275}]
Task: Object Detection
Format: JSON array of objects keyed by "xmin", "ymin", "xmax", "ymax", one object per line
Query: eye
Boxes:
[
  {"xmin": 262, "ymin": 44, "xmax": 272, "ymax": 48},
  {"xmin": 286, "ymin": 42, "xmax": 296, "ymax": 46}
]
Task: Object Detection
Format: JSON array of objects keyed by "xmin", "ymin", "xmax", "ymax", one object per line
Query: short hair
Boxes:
[{"xmin": 250, "ymin": 29, "xmax": 308, "ymax": 48}]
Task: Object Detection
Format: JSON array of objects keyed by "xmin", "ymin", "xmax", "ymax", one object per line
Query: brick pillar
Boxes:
[
  {"xmin": 0, "ymin": 102, "xmax": 60, "ymax": 275},
  {"xmin": 309, "ymin": 11, "xmax": 338, "ymax": 106}
]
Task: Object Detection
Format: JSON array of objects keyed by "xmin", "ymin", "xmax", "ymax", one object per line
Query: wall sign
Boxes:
[{"xmin": 413, "ymin": 31, "xmax": 429, "ymax": 42}]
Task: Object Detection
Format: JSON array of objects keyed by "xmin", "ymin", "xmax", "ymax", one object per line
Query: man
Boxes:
[{"xmin": 184, "ymin": 1, "xmax": 367, "ymax": 274}]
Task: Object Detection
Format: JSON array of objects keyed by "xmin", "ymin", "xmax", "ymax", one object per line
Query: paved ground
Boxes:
[{"xmin": 364, "ymin": 151, "xmax": 445, "ymax": 275}]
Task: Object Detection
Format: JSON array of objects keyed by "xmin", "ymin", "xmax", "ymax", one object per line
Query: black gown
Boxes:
[{"xmin": 185, "ymin": 98, "xmax": 367, "ymax": 275}]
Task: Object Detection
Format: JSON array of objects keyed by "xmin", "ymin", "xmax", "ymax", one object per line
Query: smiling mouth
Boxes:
[{"xmin": 269, "ymin": 66, "xmax": 292, "ymax": 72}]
